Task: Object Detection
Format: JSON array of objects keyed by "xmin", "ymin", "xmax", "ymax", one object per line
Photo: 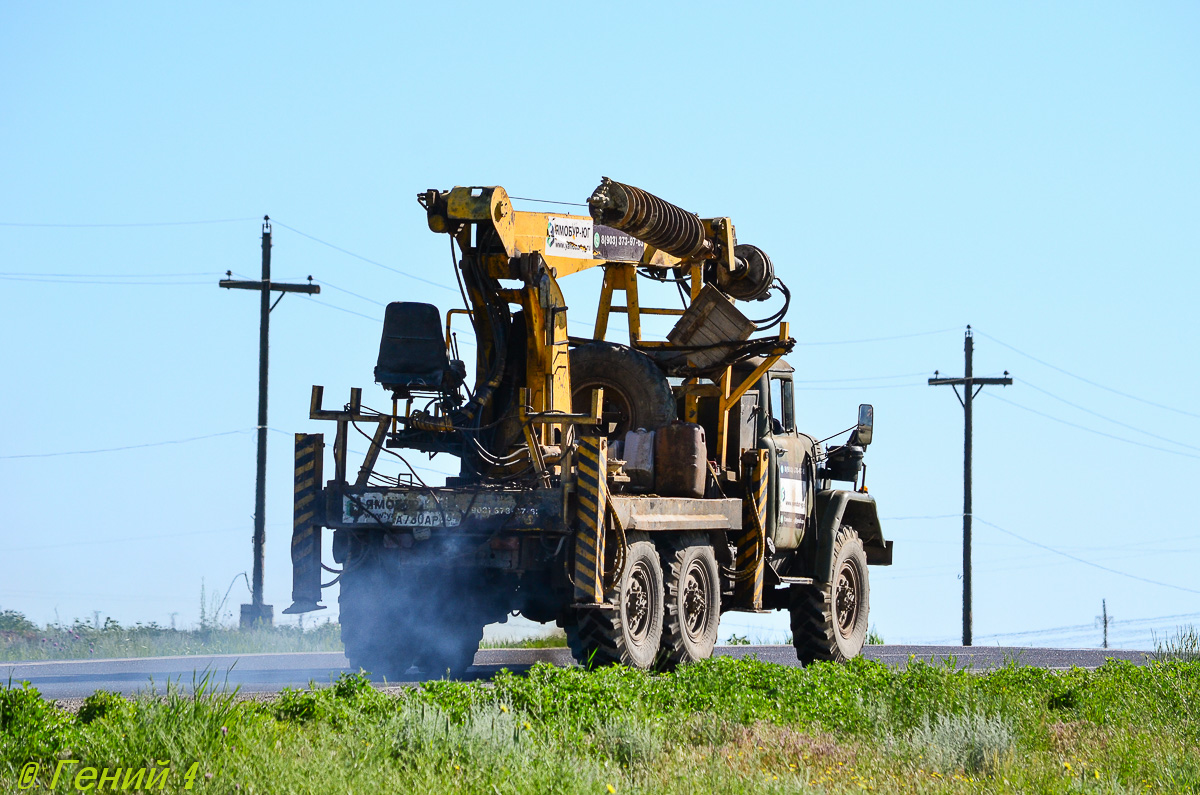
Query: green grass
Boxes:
[
  {"xmin": 482, "ymin": 629, "xmax": 569, "ymax": 649},
  {"xmin": 0, "ymin": 620, "xmax": 344, "ymax": 662},
  {"xmin": 0, "ymin": 607, "xmax": 569, "ymax": 660},
  {"xmin": 1153, "ymin": 625, "xmax": 1200, "ymax": 663},
  {"xmin": 4, "ymin": 655, "xmax": 1200, "ymax": 793}
]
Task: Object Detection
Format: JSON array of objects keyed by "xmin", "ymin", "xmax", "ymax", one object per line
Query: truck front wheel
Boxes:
[
  {"xmin": 566, "ymin": 532, "xmax": 664, "ymax": 669},
  {"xmin": 790, "ymin": 526, "xmax": 870, "ymax": 664}
]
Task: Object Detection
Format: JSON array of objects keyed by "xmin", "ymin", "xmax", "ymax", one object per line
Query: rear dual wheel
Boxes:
[
  {"xmin": 566, "ymin": 533, "xmax": 722, "ymax": 671},
  {"xmin": 657, "ymin": 534, "xmax": 721, "ymax": 670},
  {"xmin": 340, "ymin": 562, "xmax": 485, "ymax": 680},
  {"xmin": 566, "ymin": 533, "xmax": 664, "ymax": 669},
  {"xmin": 416, "ymin": 614, "xmax": 484, "ymax": 679},
  {"xmin": 339, "ymin": 560, "xmax": 418, "ymax": 679}
]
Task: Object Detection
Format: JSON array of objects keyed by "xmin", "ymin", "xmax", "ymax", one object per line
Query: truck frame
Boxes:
[{"xmin": 284, "ymin": 179, "xmax": 892, "ymax": 677}]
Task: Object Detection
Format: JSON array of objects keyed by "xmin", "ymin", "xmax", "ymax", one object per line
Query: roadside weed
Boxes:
[{"xmin": 2, "ymin": 656, "xmax": 1199, "ymax": 792}]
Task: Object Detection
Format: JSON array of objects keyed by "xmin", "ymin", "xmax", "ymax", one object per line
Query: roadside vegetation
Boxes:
[
  {"xmin": 481, "ymin": 628, "xmax": 569, "ymax": 649},
  {"xmin": 0, "ymin": 609, "xmax": 572, "ymax": 661},
  {"xmin": 0, "ymin": 609, "xmax": 344, "ymax": 662},
  {"xmin": 4, "ymin": 641, "xmax": 1200, "ymax": 793}
]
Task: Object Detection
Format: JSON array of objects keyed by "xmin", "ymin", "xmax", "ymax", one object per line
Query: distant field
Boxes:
[
  {"xmin": 4, "ymin": 653, "xmax": 1199, "ymax": 793},
  {"xmin": 0, "ymin": 622, "xmax": 346, "ymax": 662},
  {"xmin": 0, "ymin": 620, "xmax": 568, "ymax": 663}
]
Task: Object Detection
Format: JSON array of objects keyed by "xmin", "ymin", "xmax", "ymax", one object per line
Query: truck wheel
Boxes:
[
  {"xmin": 790, "ymin": 526, "xmax": 870, "ymax": 664},
  {"xmin": 339, "ymin": 563, "xmax": 416, "ymax": 679},
  {"xmin": 410, "ymin": 581, "xmax": 489, "ymax": 679},
  {"xmin": 417, "ymin": 621, "xmax": 483, "ymax": 679},
  {"xmin": 566, "ymin": 532, "xmax": 664, "ymax": 669},
  {"xmin": 657, "ymin": 534, "xmax": 721, "ymax": 670},
  {"xmin": 570, "ymin": 342, "xmax": 676, "ymax": 438}
]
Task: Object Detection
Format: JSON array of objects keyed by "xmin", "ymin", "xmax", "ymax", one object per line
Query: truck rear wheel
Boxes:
[
  {"xmin": 570, "ymin": 342, "xmax": 676, "ymax": 438},
  {"xmin": 790, "ymin": 526, "xmax": 870, "ymax": 664},
  {"xmin": 414, "ymin": 592, "xmax": 487, "ymax": 679},
  {"xmin": 566, "ymin": 532, "xmax": 664, "ymax": 669},
  {"xmin": 657, "ymin": 534, "xmax": 721, "ymax": 670},
  {"xmin": 416, "ymin": 619, "xmax": 484, "ymax": 679},
  {"xmin": 339, "ymin": 562, "xmax": 417, "ymax": 679}
]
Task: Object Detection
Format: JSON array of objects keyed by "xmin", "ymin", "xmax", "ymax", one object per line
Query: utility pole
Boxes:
[
  {"xmin": 219, "ymin": 216, "xmax": 319, "ymax": 628},
  {"xmin": 929, "ymin": 325, "xmax": 1012, "ymax": 646},
  {"xmin": 1096, "ymin": 599, "xmax": 1113, "ymax": 649}
]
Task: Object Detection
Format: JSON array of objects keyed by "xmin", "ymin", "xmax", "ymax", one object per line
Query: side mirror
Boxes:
[{"xmin": 852, "ymin": 403, "xmax": 873, "ymax": 447}]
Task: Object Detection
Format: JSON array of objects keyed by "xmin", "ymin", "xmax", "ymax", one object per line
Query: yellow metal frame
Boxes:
[
  {"xmin": 424, "ymin": 185, "xmax": 793, "ymax": 481},
  {"xmin": 517, "ymin": 386, "xmax": 606, "ymax": 485},
  {"xmin": 444, "ymin": 308, "xmax": 472, "ymax": 346}
]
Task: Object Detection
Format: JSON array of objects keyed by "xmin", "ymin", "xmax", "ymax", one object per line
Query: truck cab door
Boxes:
[{"xmin": 765, "ymin": 373, "xmax": 815, "ymax": 550}]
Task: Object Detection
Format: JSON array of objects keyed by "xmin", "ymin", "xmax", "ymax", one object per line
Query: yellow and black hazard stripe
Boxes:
[
  {"xmin": 573, "ymin": 434, "xmax": 607, "ymax": 604},
  {"xmin": 291, "ymin": 433, "xmax": 324, "ymax": 607},
  {"xmin": 734, "ymin": 449, "xmax": 769, "ymax": 609}
]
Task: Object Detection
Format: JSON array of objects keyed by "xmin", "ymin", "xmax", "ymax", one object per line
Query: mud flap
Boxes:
[
  {"xmin": 284, "ymin": 433, "xmax": 326, "ymax": 614},
  {"xmin": 573, "ymin": 434, "xmax": 607, "ymax": 604}
]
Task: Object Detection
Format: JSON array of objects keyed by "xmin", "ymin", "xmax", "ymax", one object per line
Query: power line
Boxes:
[
  {"xmin": 1020, "ymin": 378, "xmax": 1200, "ymax": 453},
  {"xmin": 0, "ymin": 429, "xmax": 252, "ymax": 460},
  {"xmin": 264, "ymin": 428, "xmax": 455, "ymax": 478},
  {"xmin": 794, "ymin": 327, "xmax": 959, "ymax": 346},
  {"xmin": 974, "ymin": 516, "xmax": 1200, "ymax": 596},
  {"xmin": 795, "ymin": 382, "xmax": 923, "ymax": 391},
  {"xmin": 0, "ymin": 271, "xmax": 221, "ymax": 278},
  {"xmin": 973, "ymin": 548, "xmax": 1200, "ymax": 579},
  {"xmin": 307, "ymin": 297, "xmax": 476, "ymax": 348},
  {"xmin": 1, "ymin": 526, "xmax": 241, "ymax": 553},
  {"xmin": 314, "ymin": 277, "xmax": 598, "ymax": 343},
  {"xmin": 308, "ymin": 298, "xmax": 385, "ymax": 323},
  {"xmin": 0, "ymin": 217, "xmax": 258, "ymax": 228},
  {"xmin": 933, "ymin": 611, "xmax": 1200, "ymax": 646},
  {"xmin": 0, "ymin": 277, "xmax": 211, "ymax": 287},
  {"xmin": 272, "ymin": 220, "xmax": 457, "ymax": 293},
  {"xmin": 880, "ymin": 514, "xmax": 962, "ymax": 521},
  {"xmin": 795, "ymin": 371, "xmax": 931, "ymax": 384},
  {"xmin": 316, "ymin": 280, "xmax": 388, "ymax": 307},
  {"xmin": 977, "ymin": 330, "xmax": 1200, "ymax": 420},
  {"xmin": 984, "ymin": 392, "xmax": 1200, "ymax": 460}
]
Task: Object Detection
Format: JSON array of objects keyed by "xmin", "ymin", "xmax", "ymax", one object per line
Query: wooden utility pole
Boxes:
[
  {"xmin": 219, "ymin": 216, "xmax": 319, "ymax": 628},
  {"xmin": 929, "ymin": 326, "xmax": 1011, "ymax": 646},
  {"xmin": 1097, "ymin": 599, "xmax": 1112, "ymax": 649}
]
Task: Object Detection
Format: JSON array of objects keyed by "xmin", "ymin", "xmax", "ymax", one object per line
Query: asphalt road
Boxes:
[{"xmin": 4, "ymin": 645, "xmax": 1152, "ymax": 701}]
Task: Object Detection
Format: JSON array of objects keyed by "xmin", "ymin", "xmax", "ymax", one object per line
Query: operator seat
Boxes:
[{"xmin": 374, "ymin": 302, "xmax": 465, "ymax": 395}]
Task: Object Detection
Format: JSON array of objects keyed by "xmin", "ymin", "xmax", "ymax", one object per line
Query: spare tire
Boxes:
[{"xmin": 570, "ymin": 342, "xmax": 676, "ymax": 439}]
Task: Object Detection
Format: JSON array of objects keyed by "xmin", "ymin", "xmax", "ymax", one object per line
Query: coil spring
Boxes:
[{"xmin": 588, "ymin": 177, "xmax": 710, "ymax": 260}]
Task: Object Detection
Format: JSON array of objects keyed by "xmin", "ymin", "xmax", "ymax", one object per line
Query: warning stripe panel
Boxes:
[
  {"xmin": 574, "ymin": 435, "xmax": 607, "ymax": 604},
  {"xmin": 734, "ymin": 449, "xmax": 768, "ymax": 610},
  {"xmin": 292, "ymin": 433, "xmax": 324, "ymax": 605}
]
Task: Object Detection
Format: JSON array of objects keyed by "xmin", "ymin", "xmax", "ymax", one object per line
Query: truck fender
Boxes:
[{"xmin": 813, "ymin": 489, "xmax": 892, "ymax": 583}]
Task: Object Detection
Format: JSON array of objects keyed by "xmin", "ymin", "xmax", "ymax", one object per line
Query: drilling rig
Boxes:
[{"xmin": 284, "ymin": 178, "xmax": 891, "ymax": 677}]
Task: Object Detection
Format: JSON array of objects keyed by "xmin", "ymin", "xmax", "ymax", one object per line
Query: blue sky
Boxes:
[{"xmin": 2, "ymin": 3, "xmax": 1197, "ymax": 648}]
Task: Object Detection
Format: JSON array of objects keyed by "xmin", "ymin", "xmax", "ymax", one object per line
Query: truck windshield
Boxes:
[{"xmin": 769, "ymin": 376, "xmax": 795, "ymax": 433}]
